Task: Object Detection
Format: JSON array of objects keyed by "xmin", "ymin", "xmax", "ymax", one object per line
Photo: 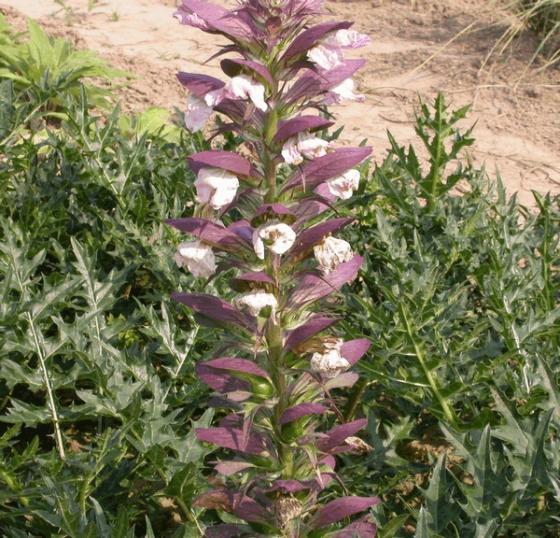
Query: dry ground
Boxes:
[{"xmin": 2, "ymin": 0, "xmax": 559, "ymax": 205}]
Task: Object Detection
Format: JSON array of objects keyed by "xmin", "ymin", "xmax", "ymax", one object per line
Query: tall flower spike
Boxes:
[{"xmin": 169, "ymin": 1, "xmax": 377, "ymax": 535}]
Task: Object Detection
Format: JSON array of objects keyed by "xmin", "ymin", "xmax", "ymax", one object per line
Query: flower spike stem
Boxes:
[{"xmin": 169, "ymin": 1, "xmax": 380, "ymax": 535}]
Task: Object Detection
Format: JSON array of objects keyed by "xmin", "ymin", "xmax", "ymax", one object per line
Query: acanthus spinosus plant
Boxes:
[{"xmin": 168, "ymin": 1, "xmax": 379, "ymax": 536}]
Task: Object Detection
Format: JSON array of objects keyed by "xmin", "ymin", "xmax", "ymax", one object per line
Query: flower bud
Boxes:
[
  {"xmin": 253, "ymin": 222, "xmax": 296, "ymax": 259},
  {"xmin": 326, "ymin": 169, "xmax": 360, "ymax": 200},
  {"xmin": 313, "ymin": 236, "xmax": 353, "ymax": 274},
  {"xmin": 175, "ymin": 240, "xmax": 216, "ymax": 278},
  {"xmin": 235, "ymin": 290, "xmax": 278, "ymax": 318},
  {"xmin": 194, "ymin": 167, "xmax": 240, "ymax": 210}
]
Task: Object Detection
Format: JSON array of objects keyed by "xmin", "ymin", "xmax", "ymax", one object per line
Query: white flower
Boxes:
[
  {"xmin": 184, "ymin": 95, "xmax": 213, "ymax": 132},
  {"xmin": 307, "ymin": 45, "xmax": 344, "ymax": 71},
  {"xmin": 281, "ymin": 133, "xmax": 329, "ymax": 165},
  {"xmin": 310, "ymin": 340, "xmax": 350, "ymax": 379},
  {"xmin": 326, "ymin": 169, "xmax": 361, "ymax": 200},
  {"xmin": 331, "ymin": 78, "xmax": 365, "ymax": 102},
  {"xmin": 328, "ymin": 29, "xmax": 371, "ymax": 49},
  {"xmin": 235, "ymin": 290, "xmax": 278, "ymax": 317},
  {"xmin": 184, "ymin": 88, "xmax": 225, "ymax": 132},
  {"xmin": 253, "ymin": 222, "xmax": 296, "ymax": 260},
  {"xmin": 227, "ymin": 75, "xmax": 268, "ymax": 112},
  {"xmin": 194, "ymin": 167, "xmax": 240, "ymax": 210},
  {"xmin": 313, "ymin": 236, "xmax": 353, "ymax": 274},
  {"xmin": 174, "ymin": 240, "xmax": 216, "ymax": 278}
]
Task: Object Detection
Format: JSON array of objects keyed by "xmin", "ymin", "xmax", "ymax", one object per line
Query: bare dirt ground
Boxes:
[{"xmin": 2, "ymin": 0, "xmax": 559, "ymax": 205}]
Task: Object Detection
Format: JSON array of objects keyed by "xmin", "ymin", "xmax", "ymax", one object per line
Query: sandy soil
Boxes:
[{"xmin": 2, "ymin": 0, "xmax": 559, "ymax": 205}]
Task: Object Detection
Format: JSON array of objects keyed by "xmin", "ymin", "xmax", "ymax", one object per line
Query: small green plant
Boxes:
[{"xmin": 0, "ymin": 17, "xmax": 128, "ymax": 113}]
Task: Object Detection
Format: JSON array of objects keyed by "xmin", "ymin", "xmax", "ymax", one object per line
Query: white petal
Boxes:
[
  {"xmin": 282, "ymin": 137, "xmax": 304, "ymax": 165},
  {"xmin": 307, "ymin": 45, "xmax": 344, "ymax": 70},
  {"xmin": 253, "ymin": 222, "xmax": 296, "ymax": 258},
  {"xmin": 195, "ymin": 167, "xmax": 240, "ymax": 210},
  {"xmin": 235, "ymin": 291, "xmax": 277, "ymax": 317},
  {"xmin": 331, "ymin": 78, "xmax": 365, "ymax": 102},
  {"xmin": 185, "ymin": 95, "xmax": 213, "ymax": 132},
  {"xmin": 313, "ymin": 236, "xmax": 353, "ymax": 274},
  {"xmin": 228, "ymin": 75, "xmax": 268, "ymax": 111},
  {"xmin": 176, "ymin": 241, "xmax": 216, "ymax": 278},
  {"xmin": 330, "ymin": 29, "xmax": 371, "ymax": 49},
  {"xmin": 326, "ymin": 169, "xmax": 360, "ymax": 200},
  {"xmin": 310, "ymin": 345, "xmax": 350, "ymax": 379},
  {"xmin": 297, "ymin": 133, "xmax": 329, "ymax": 159}
]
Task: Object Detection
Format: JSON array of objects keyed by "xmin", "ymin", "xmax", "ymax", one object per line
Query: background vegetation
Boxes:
[{"xmin": 0, "ymin": 14, "xmax": 559, "ymax": 538}]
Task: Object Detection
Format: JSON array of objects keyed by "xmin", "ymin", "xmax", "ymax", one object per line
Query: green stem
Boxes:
[
  {"xmin": 398, "ymin": 304, "xmax": 457, "ymax": 426},
  {"xmin": 25, "ymin": 312, "xmax": 66, "ymax": 461}
]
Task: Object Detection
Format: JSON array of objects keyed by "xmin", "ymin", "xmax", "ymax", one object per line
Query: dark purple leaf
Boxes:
[
  {"xmin": 188, "ymin": 150, "xmax": 254, "ymax": 177},
  {"xmin": 317, "ymin": 418, "xmax": 368, "ymax": 452},
  {"xmin": 284, "ymin": 315, "xmax": 338, "ymax": 351},
  {"xmin": 316, "ymin": 59, "xmax": 366, "ymax": 89},
  {"xmin": 341, "ymin": 339, "xmax": 371, "ymax": 366},
  {"xmin": 204, "ymin": 357, "xmax": 269, "ymax": 379},
  {"xmin": 312, "ymin": 496, "xmax": 381, "ymax": 528},
  {"xmin": 282, "ymin": 21, "xmax": 352, "ymax": 61},
  {"xmin": 320, "ymin": 454, "xmax": 336, "ymax": 470},
  {"xmin": 230, "ymin": 271, "xmax": 275, "ymax": 292},
  {"xmin": 293, "ymin": 198, "xmax": 331, "ymax": 228},
  {"xmin": 165, "ymin": 218, "xmax": 248, "ymax": 250},
  {"xmin": 205, "ymin": 524, "xmax": 247, "ymax": 538},
  {"xmin": 221, "ymin": 58, "xmax": 274, "ymax": 86},
  {"xmin": 285, "ymin": 59, "xmax": 365, "ymax": 104},
  {"xmin": 280, "ymin": 403, "xmax": 327, "ymax": 424},
  {"xmin": 270, "ymin": 479, "xmax": 313, "ymax": 493},
  {"xmin": 289, "ymin": 217, "xmax": 354, "ymax": 258},
  {"xmin": 176, "ymin": 72, "xmax": 225, "ymax": 97},
  {"xmin": 175, "ymin": 0, "xmax": 255, "ymax": 40},
  {"xmin": 214, "ymin": 98, "xmax": 252, "ymax": 125},
  {"xmin": 283, "ymin": 147, "xmax": 371, "ymax": 192},
  {"xmin": 270, "ymin": 476, "xmax": 333, "ymax": 493},
  {"xmin": 275, "ymin": 116, "xmax": 334, "ymax": 142},
  {"xmin": 196, "ymin": 363, "xmax": 250, "ymax": 393},
  {"xmin": 173, "ymin": 293, "xmax": 253, "ymax": 329},
  {"xmin": 195, "ymin": 490, "xmax": 267, "ymax": 523},
  {"xmin": 254, "ymin": 203, "xmax": 295, "ymax": 219},
  {"xmin": 228, "ymin": 220, "xmax": 254, "ymax": 243},
  {"xmin": 335, "ymin": 518, "xmax": 378, "ymax": 537},
  {"xmin": 288, "ymin": 255, "xmax": 363, "ymax": 308},
  {"xmin": 325, "ymin": 372, "xmax": 360, "ymax": 390},
  {"xmin": 196, "ymin": 427, "xmax": 268, "ymax": 455},
  {"xmin": 285, "ymin": 70, "xmax": 323, "ymax": 104},
  {"xmin": 214, "ymin": 461, "xmax": 254, "ymax": 476}
]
